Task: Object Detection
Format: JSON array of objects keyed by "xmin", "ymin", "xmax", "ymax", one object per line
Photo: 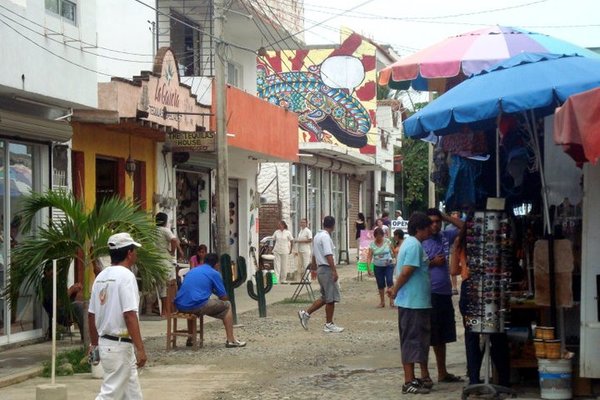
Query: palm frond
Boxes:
[
  {"xmin": 18, "ymin": 190, "xmax": 84, "ymax": 234},
  {"xmin": 7, "ymin": 191, "xmax": 169, "ymax": 307}
]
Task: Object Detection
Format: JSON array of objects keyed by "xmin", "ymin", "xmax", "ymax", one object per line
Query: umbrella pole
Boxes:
[
  {"xmin": 523, "ymin": 111, "xmax": 558, "ymax": 328},
  {"xmin": 496, "ymin": 122, "xmax": 501, "ymax": 197}
]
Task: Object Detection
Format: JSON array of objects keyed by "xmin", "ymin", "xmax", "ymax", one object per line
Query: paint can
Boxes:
[{"xmin": 538, "ymin": 358, "xmax": 572, "ymax": 400}]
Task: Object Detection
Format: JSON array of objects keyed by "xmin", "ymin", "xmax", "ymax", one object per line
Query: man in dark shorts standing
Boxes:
[
  {"xmin": 175, "ymin": 253, "xmax": 246, "ymax": 348},
  {"xmin": 297, "ymin": 216, "xmax": 344, "ymax": 333},
  {"xmin": 422, "ymin": 208, "xmax": 464, "ymax": 383},
  {"xmin": 387, "ymin": 212, "xmax": 433, "ymax": 394}
]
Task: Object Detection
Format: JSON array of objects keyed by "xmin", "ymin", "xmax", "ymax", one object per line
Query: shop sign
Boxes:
[
  {"xmin": 138, "ymin": 48, "xmax": 214, "ymax": 152},
  {"xmin": 167, "ymin": 129, "xmax": 216, "ymax": 152}
]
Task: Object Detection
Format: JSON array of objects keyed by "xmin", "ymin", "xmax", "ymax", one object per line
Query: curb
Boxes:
[{"xmin": 0, "ymin": 366, "xmax": 44, "ymax": 389}]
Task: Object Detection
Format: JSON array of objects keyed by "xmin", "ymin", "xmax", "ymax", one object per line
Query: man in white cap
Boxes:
[{"xmin": 88, "ymin": 232, "xmax": 146, "ymax": 400}]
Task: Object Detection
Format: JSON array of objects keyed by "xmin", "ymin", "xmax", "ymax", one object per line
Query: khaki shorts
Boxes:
[
  {"xmin": 181, "ymin": 299, "xmax": 231, "ymax": 320},
  {"xmin": 317, "ymin": 265, "xmax": 341, "ymax": 303}
]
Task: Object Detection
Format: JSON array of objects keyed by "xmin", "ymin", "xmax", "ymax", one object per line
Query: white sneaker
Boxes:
[
  {"xmin": 323, "ymin": 322, "xmax": 344, "ymax": 333},
  {"xmin": 298, "ymin": 310, "xmax": 310, "ymax": 330}
]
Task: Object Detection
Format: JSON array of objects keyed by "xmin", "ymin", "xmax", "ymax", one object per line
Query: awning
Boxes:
[
  {"xmin": 0, "ymin": 109, "xmax": 72, "ymax": 142},
  {"xmin": 299, "ymin": 142, "xmax": 385, "ymax": 172},
  {"xmin": 554, "ymin": 86, "xmax": 600, "ymax": 165}
]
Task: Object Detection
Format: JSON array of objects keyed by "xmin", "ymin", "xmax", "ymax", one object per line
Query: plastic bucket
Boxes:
[
  {"xmin": 538, "ymin": 358, "xmax": 572, "ymax": 399},
  {"xmin": 91, "ymin": 362, "xmax": 104, "ymax": 379}
]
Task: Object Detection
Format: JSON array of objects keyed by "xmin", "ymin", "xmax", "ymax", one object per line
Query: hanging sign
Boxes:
[
  {"xmin": 167, "ymin": 129, "xmax": 216, "ymax": 152},
  {"xmin": 137, "ymin": 48, "xmax": 215, "ymax": 152}
]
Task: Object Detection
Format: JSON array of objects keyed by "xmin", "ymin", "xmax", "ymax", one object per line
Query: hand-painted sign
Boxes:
[{"xmin": 137, "ymin": 48, "xmax": 214, "ymax": 152}]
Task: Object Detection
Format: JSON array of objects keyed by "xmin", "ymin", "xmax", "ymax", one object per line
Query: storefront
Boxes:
[
  {"xmin": 0, "ymin": 107, "xmax": 71, "ymax": 345},
  {"xmin": 71, "ymin": 48, "xmax": 211, "ymax": 271}
]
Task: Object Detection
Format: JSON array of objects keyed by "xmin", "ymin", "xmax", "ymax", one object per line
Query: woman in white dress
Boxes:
[{"xmin": 272, "ymin": 221, "xmax": 294, "ymax": 284}]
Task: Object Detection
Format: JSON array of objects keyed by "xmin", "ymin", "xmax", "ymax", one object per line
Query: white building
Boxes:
[{"xmin": 0, "ymin": 0, "xmax": 99, "ymax": 344}]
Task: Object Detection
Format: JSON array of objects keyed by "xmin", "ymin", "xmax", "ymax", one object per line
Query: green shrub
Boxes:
[{"xmin": 41, "ymin": 347, "xmax": 91, "ymax": 377}]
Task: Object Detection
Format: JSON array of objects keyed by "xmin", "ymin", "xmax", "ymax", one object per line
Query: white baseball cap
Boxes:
[{"xmin": 108, "ymin": 232, "xmax": 142, "ymax": 250}]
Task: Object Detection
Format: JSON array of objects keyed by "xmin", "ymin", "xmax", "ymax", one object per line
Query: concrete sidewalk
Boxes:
[{"xmin": 0, "ymin": 264, "xmax": 326, "ymax": 389}]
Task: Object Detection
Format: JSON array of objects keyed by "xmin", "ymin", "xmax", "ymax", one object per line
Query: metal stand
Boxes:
[
  {"xmin": 462, "ymin": 335, "xmax": 516, "ymax": 400},
  {"xmin": 290, "ymin": 265, "xmax": 315, "ymax": 302}
]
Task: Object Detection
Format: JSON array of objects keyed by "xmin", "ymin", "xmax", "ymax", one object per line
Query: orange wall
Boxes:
[
  {"xmin": 213, "ymin": 86, "xmax": 299, "ymax": 162},
  {"xmin": 71, "ymin": 123, "xmax": 156, "ymax": 211}
]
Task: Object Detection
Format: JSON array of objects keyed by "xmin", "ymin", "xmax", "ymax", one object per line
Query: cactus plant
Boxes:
[
  {"xmin": 247, "ymin": 269, "xmax": 273, "ymax": 318},
  {"xmin": 220, "ymin": 254, "xmax": 247, "ymax": 325}
]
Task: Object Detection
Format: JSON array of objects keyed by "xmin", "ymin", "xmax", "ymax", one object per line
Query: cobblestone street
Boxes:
[{"xmin": 0, "ymin": 266, "xmax": 542, "ymax": 399}]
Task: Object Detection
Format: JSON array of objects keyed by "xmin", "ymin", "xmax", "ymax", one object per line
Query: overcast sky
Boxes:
[{"xmin": 303, "ymin": 0, "xmax": 600, "ymax": 55}]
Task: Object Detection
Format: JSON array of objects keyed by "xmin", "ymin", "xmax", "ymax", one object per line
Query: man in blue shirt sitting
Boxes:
[{"xmin": 175, "ymin": 253, "xmax": 246, "ymax": 348}]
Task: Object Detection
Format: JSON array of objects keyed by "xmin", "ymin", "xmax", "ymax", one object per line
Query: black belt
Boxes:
[{"xmin": 101, "ymin": 334, "xmax": 132, "ymax": 343}]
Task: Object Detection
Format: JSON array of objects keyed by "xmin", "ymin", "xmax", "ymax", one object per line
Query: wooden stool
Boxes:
[{"xmin": 165, "ymin": 281, "xmax": 204, "ymax": 350}]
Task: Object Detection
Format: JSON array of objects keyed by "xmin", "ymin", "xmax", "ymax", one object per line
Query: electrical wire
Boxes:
[
  {"xmin": 0, "ymin": 3, "xmax": 156, "ymax": 57},
  {"xmin": 280, "ymin": 0, "xmax": 548, "ymax": 21},
  {"xmin": 0, "ymin": 17, "xmax": 115, "ymax": 77},
  {"xmin": 0, "ymin": 11, "xmax": 153, "ymax": 64},
  {"xmin": 265, "ymin": 0, "xmax": 376, "ymax": 48},
  {"xmin": 131, "ymin": 0, "xmax": 258, "ymax": 54},
  {"xmin": 242, "ymin": 1, "xmax": 386, "ymax": 139}
]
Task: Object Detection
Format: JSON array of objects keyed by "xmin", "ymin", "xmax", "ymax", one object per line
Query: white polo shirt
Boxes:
[
  {"xmin": 89, "ymin": 265, "xmax": 139, "ymax": 338},
  {"xmin": 313, "ymin": 229, "xmax": 335, "ymax": 266}
]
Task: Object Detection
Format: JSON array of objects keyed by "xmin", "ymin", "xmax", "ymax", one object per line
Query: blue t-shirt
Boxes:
[
  {"xmin": 422, "ymin": 229, "xmax": 458, "ymax": 295},
  {"xmin": 394, "ymin": 236, "xmax": 431, "ymax": 309},
  {"xmin": 175, "ymin": 264, "xmax": 227, "ymax": 310}
]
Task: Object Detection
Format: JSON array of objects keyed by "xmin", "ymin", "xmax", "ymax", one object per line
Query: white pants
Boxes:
[
  {"xmin": 297, "ymin": 250, "xmax": 312, "ymax": 278},
  {"xmin": 96, "ymin": 338, "xmax": 143, "ymax": 400},
  {"xmin": 273, "ymin": 252, "xmax": 289, "ymax": 283}
]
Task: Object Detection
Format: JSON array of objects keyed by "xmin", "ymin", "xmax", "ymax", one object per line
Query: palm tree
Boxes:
[{"xmin": 6, "ymin": 190, "xmax": 168, "ymax": 346}]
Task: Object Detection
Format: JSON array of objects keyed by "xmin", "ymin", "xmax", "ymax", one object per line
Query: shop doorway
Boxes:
[
  {"xmin": 176, "ymin": 170, "xmax": 210, "ymax": 259},
  {"xmin": 96, "ymin": 157, "xmax": 120, "ymax": 205},
  {"xmin": 228, "ymin": 183, "xmax": 239, "ymax": 260}
]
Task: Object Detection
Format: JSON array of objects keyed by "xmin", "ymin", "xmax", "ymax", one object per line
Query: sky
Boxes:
[{"xmin": 302, "ymin": 0, "xmax": 600, "ymax": 55}]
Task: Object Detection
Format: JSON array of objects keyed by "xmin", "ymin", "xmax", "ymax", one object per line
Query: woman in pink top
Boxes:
[{"xmin": 189, "ymin": 244, "xmax": 207, "ymax": 268}]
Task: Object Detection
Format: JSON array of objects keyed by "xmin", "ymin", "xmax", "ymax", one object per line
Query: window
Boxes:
[
  {"xmin": 45, "ymin": 0, "xmax": 77, "ymax": 24},
  {"xmin": 170, "ymin": 11, "xmax": 201, "ymax": 77},
  {"xmin": 227, "ymin": 62, "xmax": 242, "ymax": 88}
]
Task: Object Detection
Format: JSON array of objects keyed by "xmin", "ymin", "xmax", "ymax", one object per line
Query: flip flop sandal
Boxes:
[{"xmin": 439, "ymin": 373, "xmax": 464, "ymax": 383}]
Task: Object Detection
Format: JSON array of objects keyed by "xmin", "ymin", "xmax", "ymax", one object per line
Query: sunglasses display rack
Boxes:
[{"xmin": 465, "ymin": 211, "xmax": 511, "ymax": 334}]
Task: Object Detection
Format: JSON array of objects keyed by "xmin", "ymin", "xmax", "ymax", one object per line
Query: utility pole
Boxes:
[{"xmin": 214, "ymin": 0, "xmax": 230, "ymax": 255}]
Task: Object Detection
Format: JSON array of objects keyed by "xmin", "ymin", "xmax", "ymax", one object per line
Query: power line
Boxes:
[
  {"xmin": 0, "ymin": 17, "xmax": 114, "ymax": 77},
  {"xmin": 0, "ymin": 3, "xmax": 156, "ymax": 58},
  {"xmin": 245, "ymin": 2, "xmax": 383, "ymax": 140},
  {"xmin": 0, "ymin": 12, "xmax": 153, "ymax": 64},
  {"xmin": 131, "ymin": 0, "xmax": 258, "ymax": 55},
  {"xmin": 265, "ymin": 0, "xmax": 376, "ymax": 48}
]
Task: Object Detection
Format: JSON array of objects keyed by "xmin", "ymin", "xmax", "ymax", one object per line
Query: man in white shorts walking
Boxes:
[{"xmin": 297, "ymin": 216, "xmax": 344, "ymax": 333}]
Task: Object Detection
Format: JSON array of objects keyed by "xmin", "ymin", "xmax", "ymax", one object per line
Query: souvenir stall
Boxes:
[{"xmin": 402, "ymin": 53, "xmax": 600, "ymax": 397}]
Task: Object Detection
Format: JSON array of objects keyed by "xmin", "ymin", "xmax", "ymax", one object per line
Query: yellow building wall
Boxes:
[{"xmin": 72, "ymin": 123, "xmax": 156, "ymax": 211}]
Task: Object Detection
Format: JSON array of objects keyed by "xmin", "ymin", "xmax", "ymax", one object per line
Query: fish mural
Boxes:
[{"xmin": 257, "ymin": 31, "xmax": 377, "ymax": 154}]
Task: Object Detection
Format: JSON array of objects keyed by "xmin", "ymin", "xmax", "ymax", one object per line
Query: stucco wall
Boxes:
[
  {"xmin": 71, "ymin": 123, "xmax": 156, "ymax": 211},
  {"xmin": 257, "ymin": 162, "xmax": 291, "ymax": 224},
  {"xmin": 0, "ymin": 0, "xmax": 98, "ymax": 107},
  {"xmin": 96, "ymin": 0, "xmax": 155, "ymax": 81}
]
